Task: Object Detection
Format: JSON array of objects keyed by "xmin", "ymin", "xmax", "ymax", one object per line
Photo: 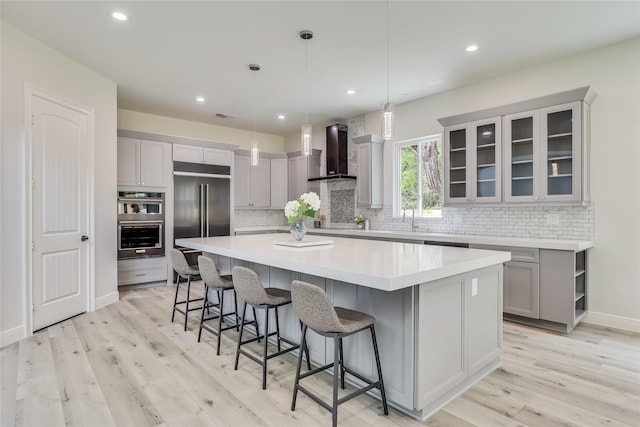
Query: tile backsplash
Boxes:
[{"xmin": 234, "ymin": 113, "xmax": 594, "ymax": 241}]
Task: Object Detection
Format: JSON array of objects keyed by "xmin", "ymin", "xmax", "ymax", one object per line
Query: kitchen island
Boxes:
[{"xmin": 176, "ymin": 234, "xmax": 511, "ymax": 420}]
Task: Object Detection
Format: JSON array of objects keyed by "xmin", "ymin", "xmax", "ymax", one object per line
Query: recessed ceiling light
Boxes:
[
  {"xmin": 277, "ymin": 114, "xmax": 286, "ymax": 120},
  {"xmin": 346, "ymin": 89, "xmax": 355, "ymax": 95},
  {"xmin": 466, "ymin": 44, "xmax": 478, "ymax": 52},
  {"xmin": 111, "ymin": 11, "xmax": 128, "ymax": 21},
  {"xmin": 196, "ymin": 97, "xmax": 205, "ymax": 103}
]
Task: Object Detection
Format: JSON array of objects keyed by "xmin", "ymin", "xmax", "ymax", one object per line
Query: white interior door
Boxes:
[{"xmin": 31, "ymin": 92, "xmax": 90, "ymax": 331}]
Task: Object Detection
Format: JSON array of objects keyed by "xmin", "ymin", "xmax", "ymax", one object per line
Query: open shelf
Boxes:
[{"xmin": 512, "ymin": 137, "xmax": 534, "ymax": 144}]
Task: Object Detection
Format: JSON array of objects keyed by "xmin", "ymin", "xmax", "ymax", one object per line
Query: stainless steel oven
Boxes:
[{"xmin": 117, "ymin": 192, "xmax": 165, "ymax": 259}]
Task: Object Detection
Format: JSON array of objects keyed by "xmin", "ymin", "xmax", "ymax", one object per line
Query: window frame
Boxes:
[{"xmin": 393, "ymin": 134, "xmax": 443, "ymax": 218}]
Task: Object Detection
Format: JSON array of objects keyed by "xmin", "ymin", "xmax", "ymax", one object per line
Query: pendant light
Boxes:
[
  {"xmin": 249, "ymin": 63, "xmax": 260, "ymax": 166},
  {"xmin": 300, "ymin": 30, "xmax": 313, "ymax": 156},
  {"xmin": 382, "ymin": 0, "xmax": 394, "ymax": 140}
]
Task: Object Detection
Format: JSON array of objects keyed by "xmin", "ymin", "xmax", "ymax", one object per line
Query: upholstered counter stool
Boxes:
[
  {"xmin": 290, "ymin": 280, "xmax": 389, "ymax": 427},
  {"xmin": 197, "ymin": 256, "xmax": 239, "ymax": 355},
  {"xmin": 232, "ymin": 266, "xmax": 311, "ymax": 390},
  {"xmin": 170, "ymin": 248, "xmax": 203, "ymax": 331}
]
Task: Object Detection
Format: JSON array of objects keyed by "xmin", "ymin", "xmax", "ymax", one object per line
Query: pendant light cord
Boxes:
[
  {"xmin": 305, "ymin": 37, "xmax": 309, "ymax": 124},
  {"xmin": 386, "ymin": 0, "xmax": 390, "ymax": 105}
]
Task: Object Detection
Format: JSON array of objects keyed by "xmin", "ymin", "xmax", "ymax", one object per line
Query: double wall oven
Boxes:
[{"xmin": 117, "ymin": 191, "xmax": 165, "ymax": 259}]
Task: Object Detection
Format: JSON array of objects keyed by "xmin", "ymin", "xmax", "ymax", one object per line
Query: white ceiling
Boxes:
[{"xmin": 2, "ymin": 1, "xmax": 639, "ymax": 137}]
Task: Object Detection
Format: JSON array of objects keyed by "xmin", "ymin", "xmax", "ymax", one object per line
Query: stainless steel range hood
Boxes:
[{"xmin": 308, "ymin": 124, "xmax": 357, "ymax": 182}]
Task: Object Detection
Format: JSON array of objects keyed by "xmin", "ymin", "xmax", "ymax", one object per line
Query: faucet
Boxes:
[{"xmin": 403, "ymin": 210, "xmax": 419, "ymax": 232}]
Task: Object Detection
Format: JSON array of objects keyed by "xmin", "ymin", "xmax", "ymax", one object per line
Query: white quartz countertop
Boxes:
[
  {"xmin": 234, "ymin": 226, "xmax": 594, "ymax": 251},
  {"xmin": 176, "ymin": 234, "xmax": 511, "ymax": 292}
]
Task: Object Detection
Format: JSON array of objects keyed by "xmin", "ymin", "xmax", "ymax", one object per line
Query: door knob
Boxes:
[{"xmin": 81, "ymin": 235, "xmax": 89, "ymax": 241}]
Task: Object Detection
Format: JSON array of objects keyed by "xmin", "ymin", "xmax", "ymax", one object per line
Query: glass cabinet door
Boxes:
[
  {"xmin": 473, "ymin": 118, "xmax": 501, "ymax": 202},
  {"xmin": 541, "ymin": 102, "xmax": 581, "ymax": 201},
  {"xmin": 504, "ymin": 111, "xmax": 539, "ymax": 202},
  {"xmin": 445, "ymin": 124, "xmax": 469, "ymax": 202}
]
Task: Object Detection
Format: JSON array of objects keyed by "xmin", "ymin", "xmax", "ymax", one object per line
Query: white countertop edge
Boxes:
[
  {"xmin": 234, "ymin": 226, "xmax": 594, "ymax": 251},
  {"xmin": 176, "ymin": 237, "xmax": 511, "ymax": 292}
]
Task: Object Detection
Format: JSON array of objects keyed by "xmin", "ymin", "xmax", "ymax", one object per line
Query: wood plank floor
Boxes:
[{"xmin": 2, "ymin": 282, "xmax": 639, "ymax": 427}]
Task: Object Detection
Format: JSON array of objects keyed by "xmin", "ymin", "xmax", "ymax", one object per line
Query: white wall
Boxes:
[
  {"xmin": 118, "ymin": 109, "xmax": 286, "ymax": 153},
  {"xmin": 1, "ymin": 23, "xmax": 118, "ymax": 345},
  {"xmin": 368, "ymin": 38, "xmax": 640, "ymax": 324}
]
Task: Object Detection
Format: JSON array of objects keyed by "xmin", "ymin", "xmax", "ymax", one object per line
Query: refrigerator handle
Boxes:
[
  {"xmin": 206, "ymin": 183, "xmax": 210, "ymax": 237},
  {"xmin": 200, "ymin": 183, "xmax": 205, "ymax": 237}
]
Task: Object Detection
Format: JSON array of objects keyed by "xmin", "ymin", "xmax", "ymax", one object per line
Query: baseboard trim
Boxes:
[
  {"xmin": 95, "ymin": 291, "xmax": 119, "ymax": 310},
  {"xmin": 583, "ymin": 311, "xmax": 640, "ymax": 334},
  {"xmin": 0, "ymin": 325, "xmax": 26, "ymax": 348}
]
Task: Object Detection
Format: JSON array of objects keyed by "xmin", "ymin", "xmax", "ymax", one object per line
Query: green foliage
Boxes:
[{"xmin": 400, "ymin": 140, "xmax": 443, "ymax": 215}]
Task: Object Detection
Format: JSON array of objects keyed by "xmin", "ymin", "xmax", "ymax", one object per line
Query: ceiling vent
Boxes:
[{"xmin": 215, "ymin": 112, "xmax": 235, "ymax": 119}]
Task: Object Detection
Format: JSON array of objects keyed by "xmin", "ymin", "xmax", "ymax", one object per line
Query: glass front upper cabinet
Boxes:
[
  {"xmin": 474, "ymin": 118, "xmax": 501, "ymax": 202},
  {"xmin": 504, "ymin": 102, "xmax": 582, "ymax": 202},
  {"xmin": 541, "ymin": 103, "xmax": 581, "ymax": 201},
  {"xmin": 445, "ymin": 123, "xmax": 469, "ymax": 202},
  {"xmin": 445, "ymin": 117, "xmax": 501, "ymax": 203}
]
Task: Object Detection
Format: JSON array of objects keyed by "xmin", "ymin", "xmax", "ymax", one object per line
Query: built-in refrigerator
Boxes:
[{"xmin": 173, "ymin": 161, "xmax": 231, "ymax": 251}]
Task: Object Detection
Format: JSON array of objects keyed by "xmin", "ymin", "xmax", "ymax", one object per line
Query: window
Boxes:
[{"xmin": 395, "ymin": 135, "xmax": 443, "ymax": 217}]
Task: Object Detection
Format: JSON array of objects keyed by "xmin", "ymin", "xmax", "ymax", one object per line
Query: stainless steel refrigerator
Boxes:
[{"xmin": 173, "ymin": 161, "xmax": 231, "ymax": 250}]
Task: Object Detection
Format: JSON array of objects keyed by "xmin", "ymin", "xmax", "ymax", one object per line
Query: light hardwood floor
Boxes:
[{"xmin": 2, "ymin": 282, "xmax": 639, "ymax": 427}]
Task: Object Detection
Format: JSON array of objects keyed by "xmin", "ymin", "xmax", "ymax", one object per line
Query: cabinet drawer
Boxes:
[
  {"xmin": 118, "ymin": 257, "xmax": 167, "ymax": 286},
  {"xmin": 118, "ymin": 267, "xmax": 167, "ymax": 286},
  {"xmin": 471, "ymin": 244, "xmax": 539, "ymax": 263}
]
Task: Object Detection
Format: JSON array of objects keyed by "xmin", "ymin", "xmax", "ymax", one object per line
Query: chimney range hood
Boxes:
[{"xmin": 308, "ymin": 124, "xmax": 357, "ymax": 182}]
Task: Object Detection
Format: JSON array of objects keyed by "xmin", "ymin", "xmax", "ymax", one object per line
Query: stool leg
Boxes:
[
  {"xmin": 339, "ymin": 337, "xmax": 345, "ymax": 389},
  {"xmin": 371, "ymin": 325, "xmax": 389, "ymax": 415},
  {"xmin": 299, "ymin": 320, "xmax": 311, "ymax": 371},
  {"xmin": 197, "ymin": 284, "xmax": 209, "ymax": 342},
  {"xmin": 184, "ymin": 275, "xmax": 192, "ymax": 331},
  {"xmin": 275, "ymin": 307, "xmax": 282, "ymax": 352},
  {"xmin": 262, "ymin": 308, "xmax": 270, "ymax": 389},
  {"xmin": 216, "ymin": 289, "xmax": 225, "ymax": 355},
  {"xmin": 332, "ymin": 335, "xmax": 340, "ymax": 427},
  {"xmin": 291, "ymin": 324, "xmax": 307, "ymax": 411},
  {"xmin": 252, "ymin": 307, "xmax": 261, "ymax": 343},
  {"xmin": 171, "ymin": 275, "xmax": 181, "ymax": 322},
  {"xmin": 234, "ymin": 302, "xmax": 248, "ymax": 370},
  {"xmin": 233, "ymin": 292, "xmax": 240, "ymax": 331}
]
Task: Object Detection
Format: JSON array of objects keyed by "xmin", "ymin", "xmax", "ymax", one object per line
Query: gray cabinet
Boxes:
[
  {"xmin": 117, "ymin": 137, "xmax": 170, "ymax": 187},
  {"xmin": 439, "ymin": 87, "xmax": 596, "ymax": 205},
  {"xmin": 416, "ymin": 264, "xmax": 502, "ymax": 408},
  {"xmin": 444, "ymin": 117, "xmax": 502, "ymax": 203},
  {"xmin": 117, "ymin": 256, "xmax": 167, "ymax": 286},
  {"xmin": 287, "ymin": 150, "xmax": 320, "ymax": 201},
  {"xmin": 540, "ymin": 249, "xmax": 588, "ymax": 329},
  {"xmin": 504, "ymin": 261, "xmax": 540, "ymax": 318},
  {"xmin": 270, "ymin": 157, "xmax": 288, "ymax": 209},
  {"xmin": 504, "ymin": 102, "xmax": 585, "ymax": 202},
  {"xmin": 234, "ymin": 155, "xmax": 270, "ymax": 208},
  {"xmin": 173, "ymin": 143, "xmax": 233, "ymax": 166},
  {"xmin": 471, "ymin": 243, "xmax": 587, "ymax": 332},
  {"xmin": 353, "ymin": 134, "xmax": 383, "ymax": 208}
]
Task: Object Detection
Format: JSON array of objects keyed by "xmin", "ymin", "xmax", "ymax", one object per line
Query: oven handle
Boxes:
[
  {"xmin": 118, "ymin": 198, "xmax": 164, "ymax": 203},
  {"xmin": 118, "ymin": 220, "xmax": 164, "ymax": 224}
]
